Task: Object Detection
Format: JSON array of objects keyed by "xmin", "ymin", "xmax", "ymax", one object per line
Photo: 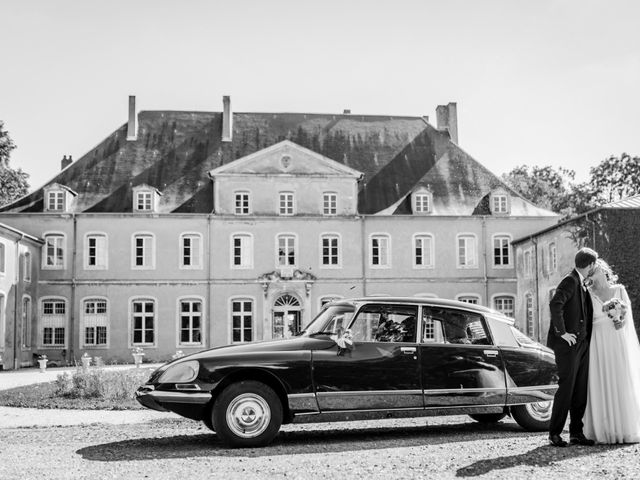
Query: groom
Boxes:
[{"xmin": 547, "ymin": 247, "xmax": 598, "ymax": 447}]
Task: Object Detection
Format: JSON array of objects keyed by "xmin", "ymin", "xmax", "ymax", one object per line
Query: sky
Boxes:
[{"xmin": 1, "ymin": 0, "xmax": 639, "ymax": 191}]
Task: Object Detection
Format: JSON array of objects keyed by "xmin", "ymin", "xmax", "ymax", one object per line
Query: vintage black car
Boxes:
[{"xmin": 136, "ymin": 297, "xmax": 558, "ymax": 448}]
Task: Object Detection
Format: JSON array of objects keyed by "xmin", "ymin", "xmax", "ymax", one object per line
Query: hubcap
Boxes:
[
  {"xmin": 226, "ymin": 393, "xmax": 271, "ymax": 438},
  {"xmin": 525, "ymin": 401, "xmax": 552, "ymax": 421}
]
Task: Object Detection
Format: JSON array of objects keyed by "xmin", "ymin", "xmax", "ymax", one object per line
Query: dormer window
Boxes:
[
  {"xmin": 132, "ymin": 184, "xmax": 162, "ymax": 213},
  {"xmin": 412, "ymin": 189, "xmax": 432, "ymax": 214},
  {"xmin": 43, "ymin": 183, "xmax": 77, "ymax": 213},
  {"xmin": 491, "ymin": 191, "xmax": 510, "ymax": 215}
]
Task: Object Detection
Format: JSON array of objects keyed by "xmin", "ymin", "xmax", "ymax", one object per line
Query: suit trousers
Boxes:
[{"xmin": 549, "ymin": 338, "xmax": 590, "ymax": 436}]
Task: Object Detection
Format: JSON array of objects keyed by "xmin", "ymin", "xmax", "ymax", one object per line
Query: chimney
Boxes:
[
  {"xmin": 61, "ymin": 155, "xmax": 72, "ymax": 170},
  {"xmin": 127, "ymin": 95, "xmax": 137, "ymax": 141},
  {"xmin": 436, "ymin": 102, "xmax": 458, "ymax": 144},
  {"xmin": 222, "ymin": 95, "xmax": 232, "ymax": 142}
]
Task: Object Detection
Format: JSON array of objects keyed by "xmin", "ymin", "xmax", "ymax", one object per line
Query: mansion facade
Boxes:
[{"xmin": 0, "ymin": 97, "xmax": 558, "ymax": 368}]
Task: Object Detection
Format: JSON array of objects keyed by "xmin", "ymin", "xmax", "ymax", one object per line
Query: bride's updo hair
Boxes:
[{"xmin": 596, "ymin": 259, "xmax": 618, "ymax": 284}]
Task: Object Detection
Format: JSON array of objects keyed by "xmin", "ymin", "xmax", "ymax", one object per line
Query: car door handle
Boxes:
[
  {"xmin": 401, "ymin": 347, "xmax": 416, "ymax": 354},
  {"xmin": 483, "ymin": 349, "xmax": 499, "ymax": 357}
]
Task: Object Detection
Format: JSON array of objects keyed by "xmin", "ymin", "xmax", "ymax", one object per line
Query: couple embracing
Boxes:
[{"xmin": 547, "ymin": 247, "xmax": 640, "ymax": 447}]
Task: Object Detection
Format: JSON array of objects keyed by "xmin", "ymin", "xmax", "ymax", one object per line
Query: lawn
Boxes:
[{"xmin": 0, "ymin": 367, "xmax": 156, "ymax": 410}]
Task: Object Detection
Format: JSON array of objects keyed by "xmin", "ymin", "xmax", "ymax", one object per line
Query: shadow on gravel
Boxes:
[
  {"xmin": 77, "ymin": 420, "xmax": 532, "ymax": 461},
  {"xmin": 456, "ymin": 443, "xmax": 629, "ymax": 477}
]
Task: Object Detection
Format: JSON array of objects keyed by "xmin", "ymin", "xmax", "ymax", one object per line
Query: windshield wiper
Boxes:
[{"xmin": 308, "ymin": 331, "xmax": 336, "ymax": 336}]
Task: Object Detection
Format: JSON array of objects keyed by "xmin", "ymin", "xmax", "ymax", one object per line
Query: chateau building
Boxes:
[{"xmin": 0, "ymin": 96, "xmax": 558, "ymax": 368}]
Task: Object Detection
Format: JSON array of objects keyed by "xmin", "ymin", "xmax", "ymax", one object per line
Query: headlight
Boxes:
[{"xmin": 157, "ymin": 360, "xmax": 200, "ymax": 383}]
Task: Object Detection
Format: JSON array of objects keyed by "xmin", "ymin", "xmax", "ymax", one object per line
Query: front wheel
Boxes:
[
  {"xmin": 511, "ymin": 401, "xmax": 553, "ymax": 431},
  {"xmin": 213, "ymin": 380, "xmax": 283, "ymax": 448}
]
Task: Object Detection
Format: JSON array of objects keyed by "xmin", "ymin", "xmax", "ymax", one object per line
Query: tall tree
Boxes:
[
  {"xmin": 0, "ymin": 121, "xmax": 30, "ymax": 207},
  {"xmin": 588, "ymin": 153, "xmax": 640, "ymax": 203}
]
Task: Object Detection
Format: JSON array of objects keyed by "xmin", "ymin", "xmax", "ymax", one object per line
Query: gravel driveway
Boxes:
[{"xmin": 2, "ymin": 415, "xmax": 638, "ymax": 479}]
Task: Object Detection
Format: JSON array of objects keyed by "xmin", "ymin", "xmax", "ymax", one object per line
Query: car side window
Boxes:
[
  {"xmin": 350, "ymin": 304, "xmax": 418, "ymax": 343},
  {"xmin": 422, "ymin": 307, "xmax": 491, "ymax": 345}
]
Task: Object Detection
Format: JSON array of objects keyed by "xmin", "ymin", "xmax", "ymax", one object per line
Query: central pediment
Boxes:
[{"xmin": 208, "ymin": 140, "xmax": 363, "ymax": 179}]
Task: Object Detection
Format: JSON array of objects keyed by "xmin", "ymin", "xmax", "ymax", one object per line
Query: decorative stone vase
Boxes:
[
  {"xmin": 38, "ymin": 358, "xmax": 48, "ymax": 372},
  {"xmin": 132, "ymin": 353, "xmax": 145, "ymax": 368},
  {"xmin": 81, "ymin": 355, "xmax": 92, "ymax": 371}
]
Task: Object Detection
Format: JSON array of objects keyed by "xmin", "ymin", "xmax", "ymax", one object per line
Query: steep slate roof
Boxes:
[{"xmin": 1, "ymin": 109, "xmax": 556, "ymax": 216}]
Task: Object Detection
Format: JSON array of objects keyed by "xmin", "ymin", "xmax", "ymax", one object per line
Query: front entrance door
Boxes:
[{"xmin": 273, "ymin": 293, "xmax": 301, "ymax": 339}]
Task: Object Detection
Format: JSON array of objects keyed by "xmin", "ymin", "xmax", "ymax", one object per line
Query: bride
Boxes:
[{"xmin": 584, "ymin": 259, "xmax": 640, "ymax": 443}]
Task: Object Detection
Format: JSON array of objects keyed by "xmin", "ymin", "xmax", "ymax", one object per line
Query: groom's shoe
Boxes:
[
  {"xmin": 549, "ymin": 434, "xmax": 568, "ymax": 447},
  {"xmin": 570, "ymin": 433, "xmax": 595, "ymax": 446}
]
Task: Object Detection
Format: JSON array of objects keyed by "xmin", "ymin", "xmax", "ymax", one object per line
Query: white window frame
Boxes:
[
  {"xmin": 278, "ymin": 191, "xmax": 295, "ymax": 216},
  {"xmin": 492, "ymin": 294, "xmax": 515, "ymax": 318},
  {"xmin": 129, "ymin": 297, "xmax": 157, "ymax": 347},
  {"xmin": 320, "ymin": 233, "xmax": 341, "ymax": 269},
  {"xmin": 21, "ymin": 294, "xmax": 32, "ymax": 349},
  {"xmin": 276, "ymin": 233, "xmax": 298, "ymax": 268},
  {"xmin": 234, "ymin": 191, "xmax": 251, "ymax": 215},
  {"xmin": 177, "ymin": 296, "xmax": 205, "ymax": 347},
  {"xmin": 23, "ymin": 251, "xmax": 32, "ymax": 282},
  {"xmin": 229, "ymin": 296, "xmax": 255, "ymax": 344},
  {"xmin": 456, "ymin": 233, "xmax": 478, "ymax": 269},
  {"xmin": 491, "ymin": 193, "xmax": 509, "ymax": 214},
  {"xmin": 135, "ymin": 191, "xmax": 153, "ymax": 212},
  {"xmin": 413, "ymin": 191, "xmax": 432, "ymax": 214},
  {"xmin": 81, "ymin": 296, "xmax": 109, "ymax": 348},
  {"xmin": 457, "ymin": 294, "xmax": 481, "ymax": 305},
  {"xmin": 549, "ymin": 242, "xmax": 557, "ymax": 272},
  {"xmin": 525, "ymin": 292, "xmax": 535, "ymax": 337},
  {"xmin": 231, "ymin": 233, "xmax": 254, "ymax": 269},
  {"xmin": 413, "ymin": 233, "xmax": 434, "ymax": 269},
  {"xmin": 131, "ymin": 232, "xmax": 156, "ymax": 270},
  {"xmin": 42, "ymin": 232, "xmax": 66, "ymax": 270},
  {"xmin": 492, "ymin": 233, "xmax": 512, "ymax": 268},
  {"xmin": 369, "ymin": 233, "xmax": 391, "ymax": 268},
  {"xmin": 47, "ymin": 190, "xmax": 66, "ymax": 212},
  {"xmin": 179, "ymin": 232, "xmax": 203, "ymax": 270},
  {"xmin": 39, "ymin": 296, "xmax": 67, "ymax": 348},
  {"xmin": 322, "ymin": 192, "xmax": 337, "ymax": 216},
  {"xmin": 84, "ymin": 232, "xmax": 108, "ymax": 270}
]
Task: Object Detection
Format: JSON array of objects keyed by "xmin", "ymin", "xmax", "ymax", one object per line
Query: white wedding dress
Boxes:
[{"xmin": 584, "ymin": 284, "xmax": 640, "ymax": 443}]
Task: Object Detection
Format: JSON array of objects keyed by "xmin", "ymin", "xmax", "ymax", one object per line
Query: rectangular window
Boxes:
[
  {"xmin": 0, "ymin": 243, "xmax": 4, "ymax": 273},
  {"xmin": 414, "ymin": 194, "xmax": 430, "ymax": 213},
  {"xmin": 132, "ymin": 299, "xmax": 155, "ymax": 345},
  {"xmin": 232, "ymin": 235, "xmax": 252, "ymax": 268},
  {"xmin": 371, "ymin": 235, "xmax": 390, "ymax": 267},
  {"xmin": 457, "ymin": 235, "xmax": 477, "ymax": 267},
  {"xmin": 136, "ymin": 192, "xmax": 152, "ymax": 211},
  {"xmin": 181, "ymin": 234, "xmax": 202, "ymax": 268},
  {"xmin": 321, "ymin": 235, "xmax": 340, "ymax": 266},
  {"xmin": 24, "ymin": 252, "xmax": 31, "ymax": 282},
  {"xmin": 44, "ymin": 234, "xmax": 65, "ymax": 268},
  {"xmin": 83, "ymin": 299, "xmax": 108, "ymax": 346},
  {"xmin": 133, "ymin": 234, "xmax": 154, "ymax": 268},
  {"xmin": 494, "ymin": 296, "xmax": 515, "ymax": 318},
  {"xmin": 180, "ymin": 300, "xmax": 203, "ymax": 345},
  {"xmin": 277, "ymin": 235, "xmax": 296, "ymax": 266},
  {"xmin": 232, "ymin": 299, "xmax": 253, "ymax": 343},
  {"xmin": 42, "ymin": 300, "xmax": 66, "ymax": 346},
  {"xmin": 525, "ymin": 294, "xmax": 535, "ymax": 337},
  {"xmin": 492, "ymin": 195, "xmax": 507, "ymax": 213},
  {"xmin": 493, "ymin": 236, "xmax": 511, "ymax": 266},
  {"xmin": 86, "ymin": 234, "xmax": 107, "ymax": 269},
  {"xmin": 458, "ymin": 296, "xmax": 480, "ymax": 305},
  {"xmin": 279, "ymin": 192, "xmax": 294, "ymax": 216},
  {"xmin": 235, "ymin": 192, "xmax": 250, "ymax": 215},
  {"xmin": 323, "ymin": 193, "xmax": 337, "ymax": 215},
  {"xmin": 549, "ymin": 242, "xmax": 557, "ymax": 272},
  {"xmin": 47, "ymin": 191, "xmax": 65, "ymax": 211},
  {"xmin": 524, "ymin": 250, "xmax": 532, "ymax": 277},
  {"xmin": 22, "ymin": 297, "xmax": 31, "ymax": 347},
  {"xmin": 414, "ymin": 235, "xmax": 433, "ymax": 267}
]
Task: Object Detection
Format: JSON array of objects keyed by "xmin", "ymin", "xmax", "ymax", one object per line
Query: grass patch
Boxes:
[{"xmin": 0, "ymin": 367, "xmax": 155, "ymax": 410}]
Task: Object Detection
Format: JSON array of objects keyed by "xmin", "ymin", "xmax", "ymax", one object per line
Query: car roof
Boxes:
[{"xmin": 330, "ymin": 296, "xmax": 515, "ymax": 324}]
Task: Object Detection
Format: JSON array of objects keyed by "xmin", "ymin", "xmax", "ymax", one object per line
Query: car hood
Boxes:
[{"xmin": 186, "ymin": 336, "xmax": 334, "ymax": 361}]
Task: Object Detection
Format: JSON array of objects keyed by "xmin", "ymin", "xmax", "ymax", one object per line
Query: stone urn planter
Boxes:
[
  {"xmin": 38, "ymin": 355, "xmax": 48, "ymax": 373},
  {"xmin": 81, "ymin": 353, "xmax": 92, "ymax": 371},
  {"xmin": 132, "ymin": 349, "xmax": 145, "ymax": 368}
]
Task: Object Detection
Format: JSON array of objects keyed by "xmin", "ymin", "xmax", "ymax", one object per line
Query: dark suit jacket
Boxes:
[{"xmin": 547, "ymin": 269, "xmax": 593, "ymax": 349}]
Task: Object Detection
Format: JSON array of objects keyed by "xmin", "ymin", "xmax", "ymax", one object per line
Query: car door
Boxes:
[
  {"xmin": 419, "ymin": 305, "xmax": 507, "ymax": 408},
  {"xmin": 312, "ymin": 303, "xmax": 422, "ymax": 411}
]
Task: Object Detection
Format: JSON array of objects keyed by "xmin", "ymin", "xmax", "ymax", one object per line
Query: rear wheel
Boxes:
[
  {"xmin": 469, "ymin": 413, "xmax": 507, "ymax": 423},
  {"xmin": 511, "ymin": 401, "xmax": 552, "ymax": 431},
  {"xmin": 212, "ymin": 380, "xmax": 283, "ymax": 448}
]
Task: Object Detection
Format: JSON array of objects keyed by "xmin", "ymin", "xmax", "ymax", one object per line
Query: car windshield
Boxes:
[{"xmin": 300, "ymin": 304, "xmax": 356, "ymax": 336}]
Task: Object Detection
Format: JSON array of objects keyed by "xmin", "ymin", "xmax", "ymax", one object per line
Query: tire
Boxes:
[
  {"xmin": 212, "ymin": 380, "xmax": 283, "ymax": 448},
  {"xmin": 202, "ymin": 411, "xmax": 215, "ymax": 432},
  {"xmin": 469, "ymin": 413, "xmax": 507, "ymax": 423},
  {"xmin": 511, "ymin": 401, "xmax": 553, "ymax": 431}
]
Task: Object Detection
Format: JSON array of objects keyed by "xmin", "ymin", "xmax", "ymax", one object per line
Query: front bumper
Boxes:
[{"xmin": 135, "ymin": 385, "xmax": 212, "ymax": 412}]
